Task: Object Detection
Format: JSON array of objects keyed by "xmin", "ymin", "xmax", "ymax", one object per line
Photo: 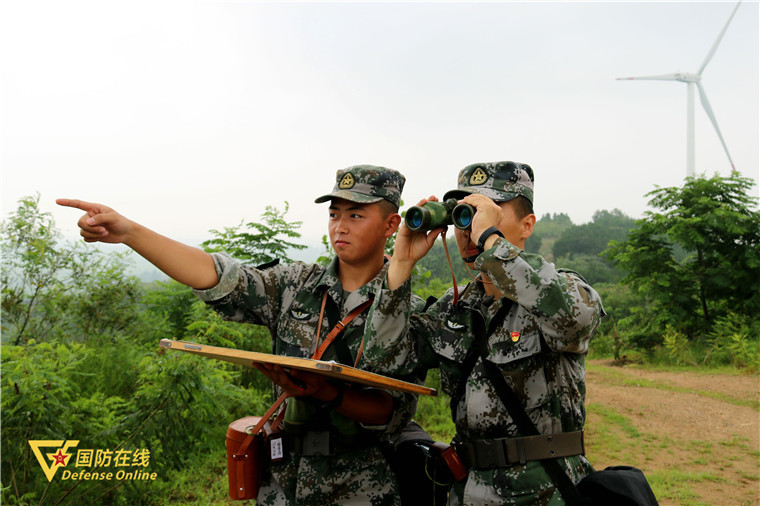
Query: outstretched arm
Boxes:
[{"xmin": 56, "ymin": 198, "xmax": 218, "ymax": 290}]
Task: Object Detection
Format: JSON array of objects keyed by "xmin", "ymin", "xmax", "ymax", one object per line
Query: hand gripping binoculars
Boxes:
[{"xmin": 404, "ymin": 198, "xmax": 476, "ymax": 231}]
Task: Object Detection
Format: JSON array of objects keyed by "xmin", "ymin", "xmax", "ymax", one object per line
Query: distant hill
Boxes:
[{"xmin": 525, "ymin": 212, "xmax": 574, "ymax": 260}]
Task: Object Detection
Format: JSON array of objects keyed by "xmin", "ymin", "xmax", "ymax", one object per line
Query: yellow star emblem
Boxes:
[
  {"xmin": 339, "ymin": 173, "xmax": 355, "ymax": 189},
  {"xmin": 469, "ymin": 168, "xmax": 488, "ymax": 185}
]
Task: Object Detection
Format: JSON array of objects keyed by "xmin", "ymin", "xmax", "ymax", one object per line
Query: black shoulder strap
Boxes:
[
  {"xmin": 474, "ymin": 333, "xmax": 589, "ymax": 506},
  {"xmin": 255, "ymin": 258, "xmax": 280, "ymax": 270},
  {"xmin": 423, "ymin": 295, "xmax": 438, "ymax": 312},
  {"xmin": 452, "ymin": 300, "xmax": 512, "ymax": 414},
  {"xmin": 450, "ymin": 300, "xmax": 512, "ymax": 428}
]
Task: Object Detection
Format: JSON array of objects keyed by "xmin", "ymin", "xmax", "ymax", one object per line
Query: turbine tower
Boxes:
[{"xmin": 618, "ymin": 1, "xmax": 741, "ymax": 177}]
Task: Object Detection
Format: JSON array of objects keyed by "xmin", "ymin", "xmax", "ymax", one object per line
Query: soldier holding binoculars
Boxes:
[{"xmin": 363, "ymin": 161, "xmax": 606, "ymax": 505}]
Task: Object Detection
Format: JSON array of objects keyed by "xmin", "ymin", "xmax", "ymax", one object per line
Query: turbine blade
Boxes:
[
  {"xmin": 616, "ymin": 73, "xmax": 680, "ymax": 81},
  {"xmin": 698, "ymin": 1, "xmax": 742, "ymax": 75},
  {"xmin": 696, "ymin": 82, "xmax": 736, "ymax": 170}
]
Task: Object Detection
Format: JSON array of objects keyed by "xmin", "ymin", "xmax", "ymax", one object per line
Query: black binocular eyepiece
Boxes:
[{"xmin": 404, "ymin": 198, "xmax": 475, "ymax": 231}]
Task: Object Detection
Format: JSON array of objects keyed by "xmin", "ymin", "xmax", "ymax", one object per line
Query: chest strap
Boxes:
[
  {"xmin": 313, "ymin": 290, "xmax": 373, "ymax": 362},
  {"xmin": 250, "ymin": 292, "xmax": 372, "ymax": 438},
  {"xmin": 456, "ymin": 430, "xmax": 585, "ymax": 470}
]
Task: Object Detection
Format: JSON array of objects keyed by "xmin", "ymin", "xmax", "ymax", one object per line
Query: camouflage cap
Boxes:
[
  {"xmin": 442, "ymin": 161, "xmax": 534, "ymax": 205},
  {"xmin": 314, "ymin": 165, "xmax": 405, "ymax": 207}
]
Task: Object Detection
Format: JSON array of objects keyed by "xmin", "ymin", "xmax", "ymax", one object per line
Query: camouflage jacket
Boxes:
[
  {"xmin": 194, "ymin": 253, "xmax": 417, "ymax": 435},
  {"xmin": 364, "ymin": 238, "xmax": 605, "ymax": 504}
]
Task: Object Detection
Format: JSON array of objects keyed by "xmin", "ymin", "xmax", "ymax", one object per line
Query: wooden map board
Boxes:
[{"xmin": 159, "ymin": 339, "xmax": 437, "ymax": 397}]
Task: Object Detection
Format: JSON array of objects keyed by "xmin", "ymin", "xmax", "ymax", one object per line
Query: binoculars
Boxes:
[{"xmin": 404, "ymin": 198, "xmax": 476, "ymax": 231}]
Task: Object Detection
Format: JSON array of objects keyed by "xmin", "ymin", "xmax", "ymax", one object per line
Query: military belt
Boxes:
[
  {"xmin": 287, "ymin": 430, "xmax": 378, "ymax": 457},
  {"xmin": 456, "ymin": 430, "xmax": 584, "ymax": 469}
]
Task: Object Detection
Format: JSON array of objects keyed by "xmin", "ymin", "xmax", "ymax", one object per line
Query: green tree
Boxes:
[
  {"xmin": 1, "ymin": 341, "xmax": 111, "ymax": 504},
  {"xmin": 416, "ymin": 235, "xmax": 470, "ymax": 285},
  {"xmin": 605, "ymin": 172, "xmax": 760, "ymax": 344},
  {"xmin": 553, "ymin": 209, "xmax": 635, "ymax": 259},
  {"xmin": 202, "ymin": 202, "xmax": 306, "ymax": 265},
  {"xmin": 551, "ymin": 209, "xmax": 635, "ymax": 285},
  {"xmin": 316, "ymin": 234, "xmax": 334, "ymax": 267},
  {"xmin": 588, "ymin": 282, "xmax": 649, "ymax": 359},
  {"xmin": 196, "ymin": 201, "xmax": 309, "ymax": 387},
  {"xmin": 525, "ymin": 212, "xmax": 573, "ymax": 257},
  {"xmin": 141, "ymin": 279, "xmax": 199, "ymax": 341},
  {"xmin": 1, "ymin": 195, "xmax": 142, "ymax": 346},
  {"xmin": 1, "ymin": 195, "xmax": 275, "ymax": 504},
  {"xmin": 1, "ymin": 194, "xmax": 76, "ymax": 345},
  {"xmin": 554, "ymin": 255, "xmax": 624, "ymax": 286}
]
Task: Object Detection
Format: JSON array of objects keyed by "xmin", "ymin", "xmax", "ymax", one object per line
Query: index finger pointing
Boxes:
[{"xmin": 56, "ymin": 198, "xmax": 97, "ymax": 212}]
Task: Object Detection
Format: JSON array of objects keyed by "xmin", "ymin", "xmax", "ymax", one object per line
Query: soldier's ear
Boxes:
[
  {"xmin": 521, "ymin": 213, "xmax": 536, "ymax": 240},
  {"xmin": 385, "ymin": 212, "xmax": 401, "ymax": 237}
]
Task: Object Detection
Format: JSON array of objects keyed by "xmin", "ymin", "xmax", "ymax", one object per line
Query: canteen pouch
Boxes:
[
  {"xmin": 226, "ymin": 416, "xmax": 264, "ymax": 500},
  {"xmin": 430, "ymin": 441, "xmax": 468, "ymax": 482}
]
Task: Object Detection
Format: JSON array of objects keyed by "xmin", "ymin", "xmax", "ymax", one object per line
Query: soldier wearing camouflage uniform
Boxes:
[
  {"xmin": 195, "ymin": 166, "xmax": 418, "ymax": 505},
  {"xmin": 57, "ymin": 165, "xmax": 417, "ymax": 505},
  {"xmin": 362, "ymin": 161, "xmax": 605, "ymax": 505}
]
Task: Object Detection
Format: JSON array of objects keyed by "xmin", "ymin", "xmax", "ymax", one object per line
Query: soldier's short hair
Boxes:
[
  {"xmin": 376, "ymin": 199, "xmax": 399, "ymax": 218},
  {"xmin": 509, "ymin": 195, "xmax": 534, "ymax": 219}
]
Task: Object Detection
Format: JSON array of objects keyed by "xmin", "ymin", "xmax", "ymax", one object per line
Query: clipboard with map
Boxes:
[{"xmin": 159, "ymin": 339, "xmax": 437, "ymax": 397}]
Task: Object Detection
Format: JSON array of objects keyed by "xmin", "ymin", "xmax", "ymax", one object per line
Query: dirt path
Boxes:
[{"xmin": 585, "ymin": 360, "xmax": 759, "ymax": 506}]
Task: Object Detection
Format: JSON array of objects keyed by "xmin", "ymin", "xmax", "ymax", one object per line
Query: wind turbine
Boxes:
[{"xmin": 618, "ymin": 1, "xmax": 742, "ymax": 177}]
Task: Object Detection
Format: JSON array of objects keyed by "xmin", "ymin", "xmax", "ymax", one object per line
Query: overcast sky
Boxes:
[{"xmin": 2, "ymin": 1, "xmax": 758, "ymax": 259}]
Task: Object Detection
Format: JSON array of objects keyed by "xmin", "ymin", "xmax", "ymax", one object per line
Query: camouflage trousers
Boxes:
[
  {"xmin": 257, "ymin": 446, "xmax": 401, "ymax": 506},
  {"xmin": 449, "ymin": 455, "xmax": 593, "ymax": 506}
]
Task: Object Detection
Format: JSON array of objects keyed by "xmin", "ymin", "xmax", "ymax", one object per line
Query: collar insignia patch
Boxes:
[
  {"xmin": 446, "ymin": 320, "xmax": 466, "ymax": 330},
  {"xmin": 290, "ymin": 310, "xmax": 311, "ymax": 321}
]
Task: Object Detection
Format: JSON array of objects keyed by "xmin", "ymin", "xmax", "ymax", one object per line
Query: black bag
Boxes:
[
  {"xmin": 576, "ymin": 466, "xmax": 658, "ymax": 506},
  {"xmin": 386, "ymin": 421, "xmax": 450, "ymax": 506}
]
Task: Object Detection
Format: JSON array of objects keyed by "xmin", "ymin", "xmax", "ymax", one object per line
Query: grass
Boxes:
[
  {"xmin": 646, "ymin": 468, "xmax": 728, "ymax": 505},
  {"xmin": 587, "ymin": 349, "xmax": 759, "ymax": 374},
  {"xmin": 415, "ymin": 396, "xmax": 456, "ymax": 442},
  {"xmin": 414, "ymin": 370, "xmax": 456, "ymax": 442},
  {"xmin": 582, "ymin": 403, "xmax": 732, "ymax": 505},
  {"xmin": 586, "ymin": 361, "xmax": 759, "ymax": 505},
  {"xmin": 585, "ymin": 401, "xmax": 755, "ymax": 506},
  {"xmin": 586, "ymin": 362, "xmax": 760, "ymax": 411},
  {"xmin": 156, "ymin": 450, "xmax": 232, "ymax": 505},
  {"xmin": 587, "ymin": 404, "xmax": 640, "ymax": 438},
  {"xmin": 739, "ymin": 470, "xmax": 759, "ymax": 482},
  {"xmin": 584, "ymin": 402, "xmax": 655, "ymax": 465}
]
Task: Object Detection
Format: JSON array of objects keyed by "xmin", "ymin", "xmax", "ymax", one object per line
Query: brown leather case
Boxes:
[{"xmin": 226, "ymin": 416, "xmax": 264, "ymax": 500}]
